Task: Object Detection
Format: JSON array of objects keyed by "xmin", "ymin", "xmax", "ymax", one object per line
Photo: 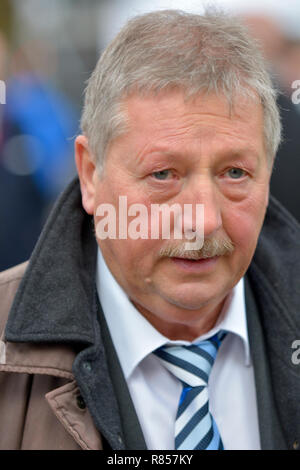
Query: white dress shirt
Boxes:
[{"xmin": 96, "ymin": 248, "xmax": 261, "ymax": 450}]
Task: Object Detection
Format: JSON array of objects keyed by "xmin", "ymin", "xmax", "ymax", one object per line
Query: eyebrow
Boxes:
[
  {"xmin": 138, "ymin": 145, "xmax": 261, "ymax": 163},
  {"xmin": 215, "ymin": 148, "xmax": 261, "ymax": 161},
  {"xmin": 135, "ymin": 148, "xmax": 180, "ymax": 165}
]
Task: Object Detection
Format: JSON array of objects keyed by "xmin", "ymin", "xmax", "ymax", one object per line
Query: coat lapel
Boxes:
[
  {"xmin": 244, "ymin": 274, "xmax": 287, "ymax": 449},
  {"xmin": 97, "ymin": 298, "xmax": 147, "ymax": 450}
]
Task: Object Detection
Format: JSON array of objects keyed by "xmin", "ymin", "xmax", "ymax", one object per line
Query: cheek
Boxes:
[
  {"xmin": 96, "ymin": 217, "xmax": 161, "ymax": 275},
  {"xmin": 98, "ymin": 236, "xmax": 163, "ymax": 301},
  {"xmin": 222, "ymin": 193, "xmax": 267, "ymax": 257},
  {"xmin": 93, "ymin": 174, "xmax": 159, "ymax": 264}
]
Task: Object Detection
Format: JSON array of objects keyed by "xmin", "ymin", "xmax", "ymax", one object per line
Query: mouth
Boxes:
[{"xmin": 170, "ymin": 255, "xmax": 219, "ymax": 273}]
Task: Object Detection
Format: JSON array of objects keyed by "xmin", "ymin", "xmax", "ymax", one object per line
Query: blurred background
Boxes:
[{"xmin": 0, "ymin": 0, "xmax": 299, "ymax": 270}]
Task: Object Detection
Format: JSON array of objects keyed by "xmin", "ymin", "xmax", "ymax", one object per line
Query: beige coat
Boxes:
[{"xmin": 0, "ymin": 262, "xmax": 103, "ymax": 450}]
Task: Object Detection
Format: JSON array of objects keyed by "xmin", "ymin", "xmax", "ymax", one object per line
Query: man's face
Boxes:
[{"xmin": 77, "ymin": 90, "xmax": 271, "ymax": 339}]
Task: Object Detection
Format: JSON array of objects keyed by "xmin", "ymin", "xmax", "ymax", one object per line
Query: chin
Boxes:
[
  {"xmin": 161, "ymin": 276, "xmax": 232, "ymax": 310},
  {"xmin": 162, "ymin": 289, "xmax": 217, "ymax": 311}
]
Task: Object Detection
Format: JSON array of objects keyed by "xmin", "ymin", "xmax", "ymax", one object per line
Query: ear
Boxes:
[{"xmin": 75, "ymin": 135, "xmax": 97, "ymax": 215}]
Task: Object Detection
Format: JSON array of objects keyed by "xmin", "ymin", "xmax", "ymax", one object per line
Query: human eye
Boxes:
[
  {"xmin": 225, "ymin": 167, "xmax": 248, "ymax": 179},
  {"xmin": 151, "ymin": 169, "xmax": 173, "ymax": 180}
]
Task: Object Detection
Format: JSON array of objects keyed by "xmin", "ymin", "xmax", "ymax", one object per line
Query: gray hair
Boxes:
[{"xmin": 81, "ymin": 9, "xmax": 281, "ymax": 172}]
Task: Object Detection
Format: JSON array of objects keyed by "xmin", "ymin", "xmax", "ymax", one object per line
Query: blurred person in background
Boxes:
[
  {"xmin": 279, "ymin": 41, "xmax": 300, "ymax": 101},
  {"xmin": 240, "ymin": 10, "xmax": 300, "ymax": 222},
  {"xmin": 0, "ymin": 0, "xmax": 78, "ymax": 271}
]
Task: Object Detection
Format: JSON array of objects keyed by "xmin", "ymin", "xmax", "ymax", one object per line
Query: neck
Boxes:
[{"xmin": 132, "ymin": 295, "xmax": 228, "ymax": 341}]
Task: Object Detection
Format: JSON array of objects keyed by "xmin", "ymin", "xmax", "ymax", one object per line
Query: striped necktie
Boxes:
[{"xmin": 154, "ymin": 331, "xmax": 226, "ymax": 450}]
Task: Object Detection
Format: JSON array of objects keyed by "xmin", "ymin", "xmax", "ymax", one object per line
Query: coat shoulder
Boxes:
[{"xmin": 0, "ymin": 262, "xmax": 28, "ymax": 337}]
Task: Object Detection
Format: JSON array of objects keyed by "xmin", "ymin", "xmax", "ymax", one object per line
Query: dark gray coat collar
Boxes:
[
  {"xmin": 5, "ymin": 178, "xmax": 97, "ymax": 345},
  {"xmin": 5, "ymin": 177, "xmax": 300, "ymax": 449},
  {"xmin": 247, "ymin": 196, "xmax": 300, "ymax": 450}
]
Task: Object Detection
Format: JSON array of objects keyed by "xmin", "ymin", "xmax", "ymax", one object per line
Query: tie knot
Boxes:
[{"xmin": 154, "ymin": 331, "xmax": 226, "ymax": 387}]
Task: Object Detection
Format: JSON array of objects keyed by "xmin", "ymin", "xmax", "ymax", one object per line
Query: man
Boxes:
[{"xmin": 0, "ymin": 10, "xmax": 299, "ymax": 451}]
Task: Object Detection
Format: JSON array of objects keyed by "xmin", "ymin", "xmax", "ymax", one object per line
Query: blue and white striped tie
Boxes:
[{"xmin": 155, "ymin": 332, "xmax": 226, "ymax": 450}]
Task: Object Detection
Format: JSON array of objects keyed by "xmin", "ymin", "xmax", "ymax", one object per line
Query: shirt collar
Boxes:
[{"xmin": 96, "ymin": 247, "xmax": 251, "ymax": 380}]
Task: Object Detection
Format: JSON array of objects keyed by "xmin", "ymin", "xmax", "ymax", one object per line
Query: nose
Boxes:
[{"xmin": 181, "ymin": 176, "xmax": 222, "ymax": 240}]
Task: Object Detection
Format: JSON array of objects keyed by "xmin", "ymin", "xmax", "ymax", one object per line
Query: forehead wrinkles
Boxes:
[
  {"xmin": 114, "ymin": 92, "xmax": 265, "ymax": 165},
  {"xmin": 125, "ymin": 94, "xmax": 259, "ymax": 140},
  {"xmin": 129, "ymin": 113, "xmax": 257, "ymax": 158}
]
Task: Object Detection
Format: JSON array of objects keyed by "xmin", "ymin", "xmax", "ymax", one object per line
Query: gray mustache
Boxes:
[{"xmin": 159, "ymin": 236, "xmax": 235, "ymax": 260}]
